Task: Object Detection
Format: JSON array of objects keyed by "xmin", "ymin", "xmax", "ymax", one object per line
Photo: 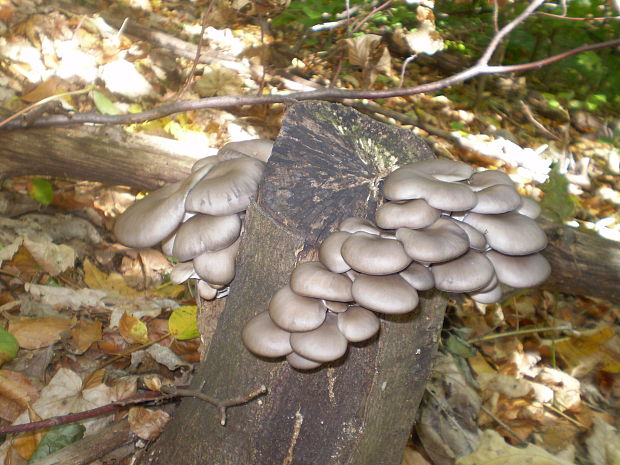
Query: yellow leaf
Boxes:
[
  {"xmin": 554, "ymin": 327, "xmax": 620, "ymax": 374},
  {"xmin": 83, "ymin": 258, "xmax": 138, "ymax": 297},
  {"xmin": 119, "ymin": 313, "xmax": 149, "ymax": 345},
  {"xmin": 168, "ymin": 306, "xmax": 200, "ymax": 340}
]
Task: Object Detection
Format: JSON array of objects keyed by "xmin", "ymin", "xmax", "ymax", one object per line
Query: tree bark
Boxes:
[
  {"xmin": 1, "ymin": 109, "xmax": 618, "ymax": 303},
  {"xmin": 139, "ymin": 101, "xmax": 446, "ymax": 465}
]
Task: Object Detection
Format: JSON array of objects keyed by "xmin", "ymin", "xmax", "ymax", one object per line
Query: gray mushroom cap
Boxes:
[
  {"xmin": 431, "ymin": 249, "xmax": 495, "ymax": 292},
  {"xmin": 351, "ymin": 274, "xmax": 419, "ymax": 314},
  {"xmin": 383, "ymin": 159, "xmax": 477, "ymax": 211},
  {"xmin": 447, "ymin": 217, "xmax": 487, "ymax": 250},
  {"xmin": 289, "ymin": 313, "xmax": 348, "ymax": 363},
  {"xmin": 185, "ymin": 156, "xmax": 265, "ymax": 215},
  {"xmin": 341, "ymin": 232, "xmax": 412, "ymax": 275},
  {"xmin": 337, "ymin": 306, "xmax": 380, "ymax": 342},
  {"xmin": 114, "ymin": 164, "xmax": 214, "ymax": 248},
  {"xmin": 242, "ymin": 311, "xmax": 293, "ymax": 358},
  {"xmin": 486, "ymin": 251, "xmax": 551, "ymax": 288},
  {"xmin": 396, "ymin": 217, "xmax": 470, "ymax": 263},
  {"xmin": 468, "ymin": 170, "xmax": 515, "ymax": 191},
  {"xmin": 218, "ymin": 139, "xmax": 274, "ymax": 163},
  {"xmin": 172, "ymin": 213, "xmax": 241, "ymax": 262},
  {"xmin": 268, "ymin": 286, "xmax": 326, "ymax": 332},
  {"xmin": 193, "ymin": 237, "xmax": 241, "ymax": 286},
  {"xmin": 470, "ymin": 184, "xmax": 522, "ymax": 214},
  {"xmin": 170, "ymin": 261, "xmax": 198, "ymax": 284},
  {"xmin": 469, "ymin": 283, "xmax": 503, "ymax": 304},
  {"xmin": 375, "ymin": 199, "xmax": 440, "ymax": 230},
  {"xmin": 286, "ymin": 351, "xmax": 322, "ymax": 370},
  {"xmin": 191, "ymin": 155, "xmax": 219, "ymax": 173},
  {"xmin": 517, "ymin": 197, "xmax": 542, "ymax": 219},
  {"xmin": 318, "ymin": 231, "xmax": 352, "ymax": 273},
  {"xmin": 464, "ymin": 211, "xmax": 548, "ymax": 255},
  {"xmin": 321, "ymin": 300, "xmax": 349, "ymax": 313},
  {"xmin": 196, "ymin": 279, "xmax": 218, "ymax": 300},
  {"xmin": 338, "ymin": 217, "xmax": 380, "ymax": 235},
  {"xmin": 290, "ymin": 261, "xmax": 354, "ymax": 302},
  {"xmin": 399, "ymin": 262, "xmax": 435, "ymax": 291}
]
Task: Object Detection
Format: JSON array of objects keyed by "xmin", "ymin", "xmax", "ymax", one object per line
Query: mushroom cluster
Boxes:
[
  {"xmin": 242, "ymin": 159, "xmax": 551, "ymax": 370},
  {"xmin": 114, "ymin": 140, "xmax": 274, "ymax": 299}
]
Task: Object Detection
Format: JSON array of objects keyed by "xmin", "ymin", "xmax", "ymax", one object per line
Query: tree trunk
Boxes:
[{"xmin": 138, "ymin": 101, "xmax": 446, "ymax": 465}]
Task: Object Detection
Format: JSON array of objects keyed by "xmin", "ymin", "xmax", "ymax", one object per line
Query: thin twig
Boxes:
[
  {"xmin": 544, "ymin": 403, "xmax": 587, "ymax": 429},
  {"xmin": 96, "ymin": 332, "xmax": 171, "ymax": 370},
  {"xmin": 399, "ymin": 54, "xmax": 417, "ymax": 87},
  {"xmin": 520, "ymin": 100, "xmax": 561, "ymax": 140},
  {"xmin": 351, "ymin": 0, "xmax": 392, "ymax": 33},
  {"xmin": 535, "ymin": 11, "xmax": 620, "ymax": 21},
  {"xmin": 0, "ymin": 384, "xmax": 267, "ymax": 434},
  {"xmin": 468, "ymin": 324, "xmax": 571, "ymax": 344},
  {"xmin": 480, "ymin": 406, "xmax": 527, "ymax": 444},
  {"xmin": 176, "ymin": 0, "xmax": 216, "ymax": 99}
]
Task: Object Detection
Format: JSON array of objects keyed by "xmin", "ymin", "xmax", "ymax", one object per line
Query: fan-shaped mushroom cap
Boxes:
[
  {"xmin": 470, "ymin": 184, "xmax": 522, "ymax": 214},
  {"xmin": 161, "ymin": 232, "xmax": 176, "ymax": 256},
  {"xmin": 170, "ymin": 261, "xmax": 198, "ymax": 284},
  {"xmin": 290, "ymin": 261, "xmax": 353, "ymax": 302},
  {"xmin": 114, "ymin": 164, "xmax": 214, "ymax": 248},
  {"xmin": 196, "ymin": 279, "xmax": 218, "ymax": 300},
  {"xmin": 396, "ymin": 218, "xmax": 470, "ymax": 263},
  {"xmin": 468, "ymin": 170, "xmax": 515, "ymax": 191},
  {"xmin": 242, "ymin": 311, "xmax": 293, "ymax": 358},
  {"xmin": 171, "ymin": 213, "xmax": 241, "ymax": 261},
  {"xmin": 383, "ymin": 159, "xmax": 477, "ymax": 211},
  {"xmin": 339, "ymin": 217, "xmax": 380, "ymax": 235},
  {"xmin": 191, "ymin": 155, "xmax": 219, "ymax": 173},
  {"xmin": 341, "ymin": 232, "xmax": 412, "ymax": 275},
  {"xmin": 464, "ymin": 212, "xmax": 547, "ymax": 255},
  {"xmin": 399, "ymin": 262, "xmax": 435, "ymax": 291},
  {"xmin": 268, "ymin": 286, "xmax": 326, "ymax": 332},
  {"xmin": 375, "ymin": 199, "xmax": 440, "ymax": 230},
  {"xmin": 322, "ymin": 300, "xmax": 349, "ymax": 313},
  {"xmin": 447, "ymin": 217, "xmax": 487, "ymax": 250},
  {"xmin": 218, "ymin": 139, "xmax": 274, "ymax": 163},
  {"xmin": 185, "ymin": 156, "xmax": 265, "ymax": 216},
  {"xmin": 337, "ymin": 306, "xmax": 380, "ymax": 342},
  {"xmin": 193, "ymin": 237, "xmax": 241, "ymax": 286},
  {"xmin": 352, "ymin": 274, "xmax": 419, "ymax": 314},
  {"xmin": 431, "ymin": 250, "xmax": 495, "ymax": 292},
  {"xmin": 486, "ymin": 251, "xmax": 551, "ymax": 288},
  {"xmin": 289, "ymin": 314, "xmax": 348, "ymax": 363},
  {"xmin": 517, "ymin": 197, "xmax": 542, "ymax": 219},
  {"xmin": 469, "ymin": 283, "xmax": 503, "ymax": 304},
  {"xmin": 318, "ymin": 231, "xmax": 352, "ymax": 273},
  {"xmin": 286, "ymin": 351, "xmax": 322, "ymax": 370}
]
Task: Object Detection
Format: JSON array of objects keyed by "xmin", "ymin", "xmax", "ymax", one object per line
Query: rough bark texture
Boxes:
[
  {"xmin": 139, "ymin": 101, "xmax": 447, "ymax": 465},
  {"xmin": 0, "ymin": 122, "xmax": 199, "ymax": 190}
]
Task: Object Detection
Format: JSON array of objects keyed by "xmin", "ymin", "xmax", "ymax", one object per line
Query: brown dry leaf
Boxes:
[
  {"xmin": 70, "ymin": 319, "xmax": 103, "ymax": 353},
  {"xmin": 12, "ymin": 406, "xmax": 45, "ymax": 461},
  {"xmin": 9, "ymin": 317, "xmax": 73, "ymax": 349},
  {"xmin": 554, "ymin": 327, "xmax": 620, "ymax": 375},
  {"xmin": 25, "ymin": 283, "xmax": 107, "ymax": 310},
  {"xmin": 23, "ymin": 236, "xmax": 75, "ymax": 276},
  {"xmin": 194, "ymin": 66, "xmax": 244, "ymax": 97},
  {"xmin": 111, "ymin": 378, "xmax": 137, "ymax": 402},
  {"xmin": 343, "ymin": 34, "xmax": 392, "ymax": 87},
  {"xmin": 0, "ymin": 370, "xmax": 39, "ymax": 408},
  {"xmin": 82, "ymin": 368, "xmax": 105, "ymax": 391},
  {"xmin": 21, "ymin": 76, "xmax": 61, "ymax": 103},
  {"xmin": 83, "ymin": 258, "xmax": 138, "ymax": 297},
  {"xmin": 586, "ymin": 415, "xmax": 620, "ymax": 465},
  {"xmin": 128, "ymin": 406, "xmax": 170, "ymax": 440},
  {"xmin": 456, "ymin": 429, "xmax": 576, "ymax": 465},
  {"xmin": 119, "ymin": 312, "xmax": 149, "ymax": 345}
]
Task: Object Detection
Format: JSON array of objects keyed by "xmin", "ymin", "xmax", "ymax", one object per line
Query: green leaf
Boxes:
[
  {"xmin": 28, "ymin": 424, "xmax": 85, "ymax": 463},
  {"xmin": 168, "ymin": 306, "xmax": 200, "ymax": 340},
  {"xmin": 92, "ymin": 90, "xmax": 121, "ymax": 115},
  {"xmin": 445, "ymin": 329, "xmax": 477, "ymax": 358},
  {"xmin": 0, "ymin": 326, "xmax": 19, "ymax": 367},
  {"xmin": 29, "ymin": 178, "xmax": 53, "ymax": 205},
  {"xmin": 539, "ymin": 164, "xmax": 577, "ymax": 222}
]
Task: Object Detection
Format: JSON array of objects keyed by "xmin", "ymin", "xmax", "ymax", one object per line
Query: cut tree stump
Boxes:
[{"xmin": 139, "ymin": 101, "xmax": 447, "ymax": 465}]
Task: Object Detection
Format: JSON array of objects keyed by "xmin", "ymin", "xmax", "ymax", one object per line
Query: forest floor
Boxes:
[{"xmin": 0, "ymin": 0, "xmax": 618, "ymax": 464}]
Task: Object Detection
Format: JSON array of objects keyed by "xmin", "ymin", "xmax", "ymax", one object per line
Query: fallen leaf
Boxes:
[
  {"xmin": 28, "ymin": 423, "xmax": 85, "ymax": 462},
  {"xmin": 23, "ymin": 235, "xmax": 76, "ymax": 276},
  {"xmin": 554, "ymin": 327, "xmax": 620, "ymax": 374},
  {"xmin": 586, "ymin": 415, "xmax": 620, "ymax": 465},
  {"xmin": 84, "ymin": 258, "xmax": 138, "ymax": 297},
  {"xmin": 9, "ymin": 317, "xmax": 73, "ymax": 349},
  {"xmin": 456, "ymin": 429, "xmax": 576, "ymax": 465},
  {"xmin": 168, "ymin": 306, "xmax": 199, "ymax": 340},
  {"xmin": 128, "ymin": 406, "xmax": 170, "ymax": 440},
  {"xmin": 119, "ymin": 312, "xmax": 149, "ymax": 345},
  {"xmin": 0, "ymin": 326, "xmax": 19, "ymax": 366},
  {"xmin": 25, "ymin": 283, "xmax": 107, "ymax": 310},
  {"xmin": 70, "ymin": 319, "xmax": 103, "ymax": 353}
]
